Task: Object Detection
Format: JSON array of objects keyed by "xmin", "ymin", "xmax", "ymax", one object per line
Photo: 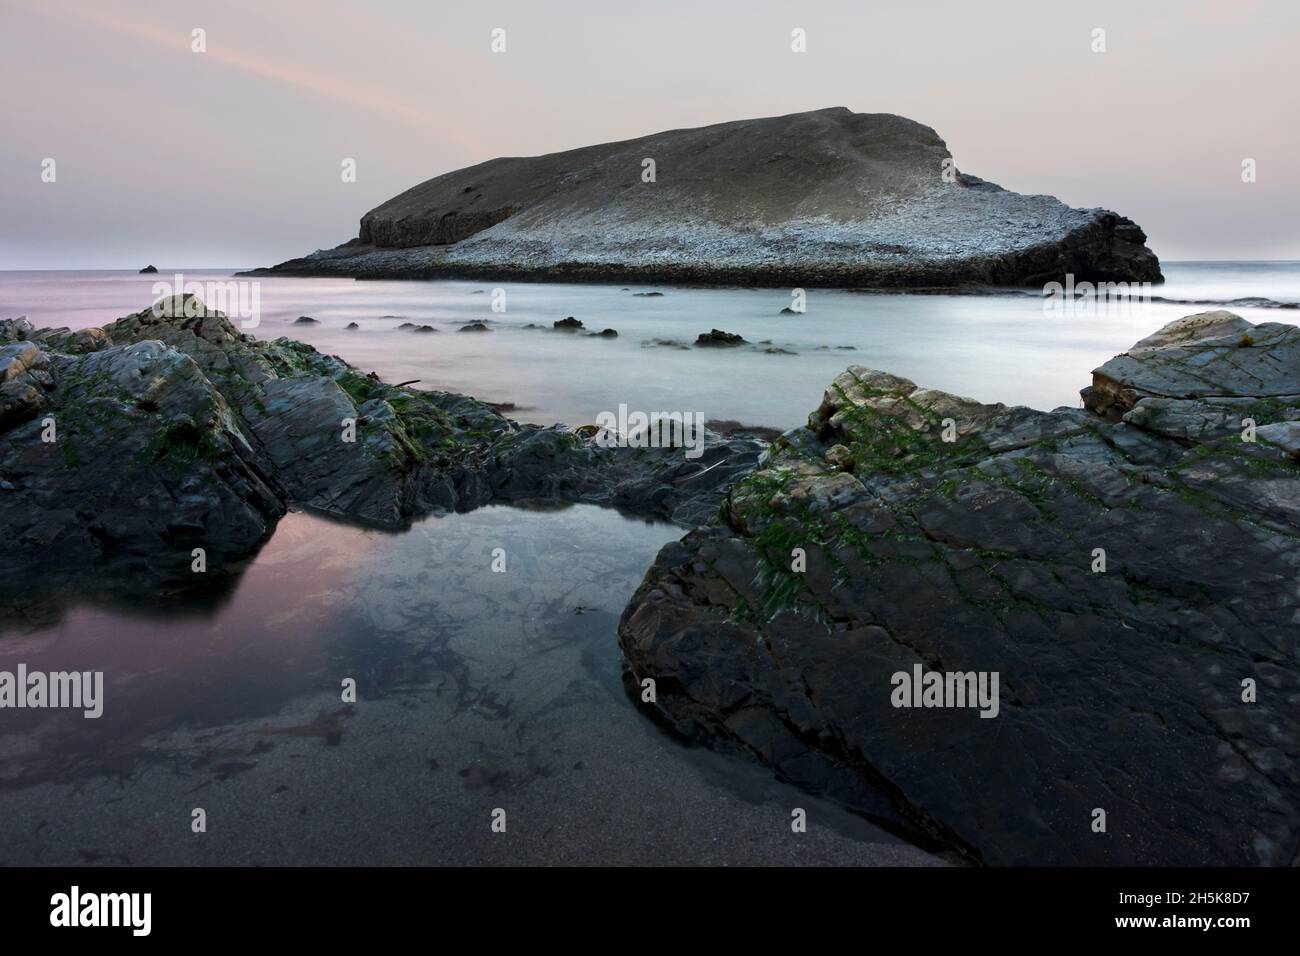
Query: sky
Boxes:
[{"xmin": 1, "ymin": 0, "xmax": 1296, "ymax": 268}]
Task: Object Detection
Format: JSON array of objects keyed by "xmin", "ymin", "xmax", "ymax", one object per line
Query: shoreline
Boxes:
[{"xmin": 3, "ymin": 287, "xmax": 1297, "ymax": 865}]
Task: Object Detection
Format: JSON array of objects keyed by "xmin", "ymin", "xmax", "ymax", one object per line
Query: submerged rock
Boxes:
[
  {"xmin": 243, "ymin": 108, "xmax": 1162, "ymax": 288},
  {"xmin": 695, "ymin": 329, "xmax": 746, "ymax": 347},
  {"xmin": 618, "ymin": 310, "xmax": 1300, "ymax": 866},
  {"xmin": 553, "ymin": 317, "xmax": 585, "ymax": 331},
  {"xmin": 345, "ymin": 322, "xmax": 360, "ymax": 330},
  {"xmin": 138, "ymin": 265, "xmax": 158, "ymax": 274},
  {"xmin": 293, "ymin": 316, "xmax": 319, "ymax": 325},
  {"xmin": 458, "ymin": 322, "xmax": 491, "ymax": 333}
]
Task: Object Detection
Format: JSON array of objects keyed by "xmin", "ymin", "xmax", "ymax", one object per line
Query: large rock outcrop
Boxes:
[
  {"xmin": 618, "ymin": 310, "xmax": 1299, "ymax": 865},
  {"xmin": 245, "ymin": 108, "xmax": 1162, "ymax": 287},
  {"xmin": 0, "ymin": 300, "xmax": 762, "ymax": 605}
]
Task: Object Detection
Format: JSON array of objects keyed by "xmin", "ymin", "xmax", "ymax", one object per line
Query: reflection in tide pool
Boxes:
[{"xmin": 0, "ymin": 504, "xmax": 942, "ymax": 865}]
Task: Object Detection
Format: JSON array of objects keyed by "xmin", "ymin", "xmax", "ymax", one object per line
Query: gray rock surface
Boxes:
[
  {"xmin": 0, "ymin": 320, "xmax": 282, "ymax": 589},
  {"xmin": 618, "ymin": 310, "xmax": 1300, "ymax": 865},
  {"xmin": 243, "ymin": 108, "xmax": 1161, "ymax": 288}
]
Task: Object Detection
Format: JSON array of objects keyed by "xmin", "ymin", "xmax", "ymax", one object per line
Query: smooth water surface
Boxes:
[{"xmin": 2, "ymin": 263, "xmax": 1296, "ymax": 431}]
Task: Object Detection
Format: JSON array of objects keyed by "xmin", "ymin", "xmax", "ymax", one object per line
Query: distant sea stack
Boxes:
[{"xmin": 244, "ymin": 108, "xmax": 1162, "ymax": 288}]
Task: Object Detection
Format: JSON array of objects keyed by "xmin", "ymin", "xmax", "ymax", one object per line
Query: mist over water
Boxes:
[{"xmin": 3, "ymin": 263, "xmax": 1297, "ymax": 432}]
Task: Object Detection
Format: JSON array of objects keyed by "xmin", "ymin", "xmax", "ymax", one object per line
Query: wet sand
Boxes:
[{"xmin": 0, "ymin": 505, "xmax": 943, "ymax": 866}]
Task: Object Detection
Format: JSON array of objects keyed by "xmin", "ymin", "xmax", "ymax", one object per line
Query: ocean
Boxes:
[
  {"xmin": 3, "ymin": 262, "xmax": 1297, "ymax": 431},
  {"xmin": 1, "ymin": 261, "xmax": 1294, "ymax": 864}
]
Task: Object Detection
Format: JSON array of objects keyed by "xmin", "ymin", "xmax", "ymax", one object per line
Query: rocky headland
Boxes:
[
  {"xmin": 619, "ymin": 310, "xmax": 1299, "ymax": 865},
  {"xmin": 243, "ymin": 108, "xmax": 1162, "ymax": 288}
]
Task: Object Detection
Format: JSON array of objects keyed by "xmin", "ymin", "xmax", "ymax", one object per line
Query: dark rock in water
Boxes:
[
  {"xmin": 458, "ymin": 322, "xmax": 491, "ymax": 333},
  {"xmin": 619, "ymin": 310, "xmax": 1300, "ymax": 866},
  {"xmin": 293, "ymin": 316, "xmax": 319, "ymax": 325},
  {"xmin": 553, "ymin": 316, "xmax": 585, "ymax": 332},
  {"xmin": 412, "ymin": 325, "xmax": 437, "ymax": 333},
  {"xmin": 589, "ymin": 328, "xmax": 618, "ymax": 338},
  {"xmin": 633, "ymin": 292, "xmax": 665, "ymax": 297},
  {"xmin": 397, "ymin": 322, "xmax": 416, "ymax": 329},
  {"xmin": 138, "ymin": 265, "xmax": 158, "ymax": 274},
  {"xmin": 345, "ymin": 322, "xmax": 360, "ymax": 330},
  {"xmin": 241, "ymin": 108, "xmax": 1162, "ymax": 287},
  {"xmin": 762, "ymin": 346, "xmax": 795, "ymax": 355},
  {"xmin": 695, "ymin": 329, "xmax": 746, "ymax": 347},
  {"xmin": 0, "ymin": 296, "xmax": 765, "ymax": 611}
]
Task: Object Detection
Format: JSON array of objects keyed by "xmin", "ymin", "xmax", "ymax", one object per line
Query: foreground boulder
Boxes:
[
  {"xmin": 0, "ymin": 312, "xmax": 282, "ymax": 586},
  {"xmin": 0, "ymin": 298, "xmax": 763, "ymax": 603},
  {"xmin": 243, "ymin": 108, "xmax": 1161, "ymax": 288},
  {"xmin": 619, "ymin": 310, "xmax": 1300, "ymax": 865}
]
